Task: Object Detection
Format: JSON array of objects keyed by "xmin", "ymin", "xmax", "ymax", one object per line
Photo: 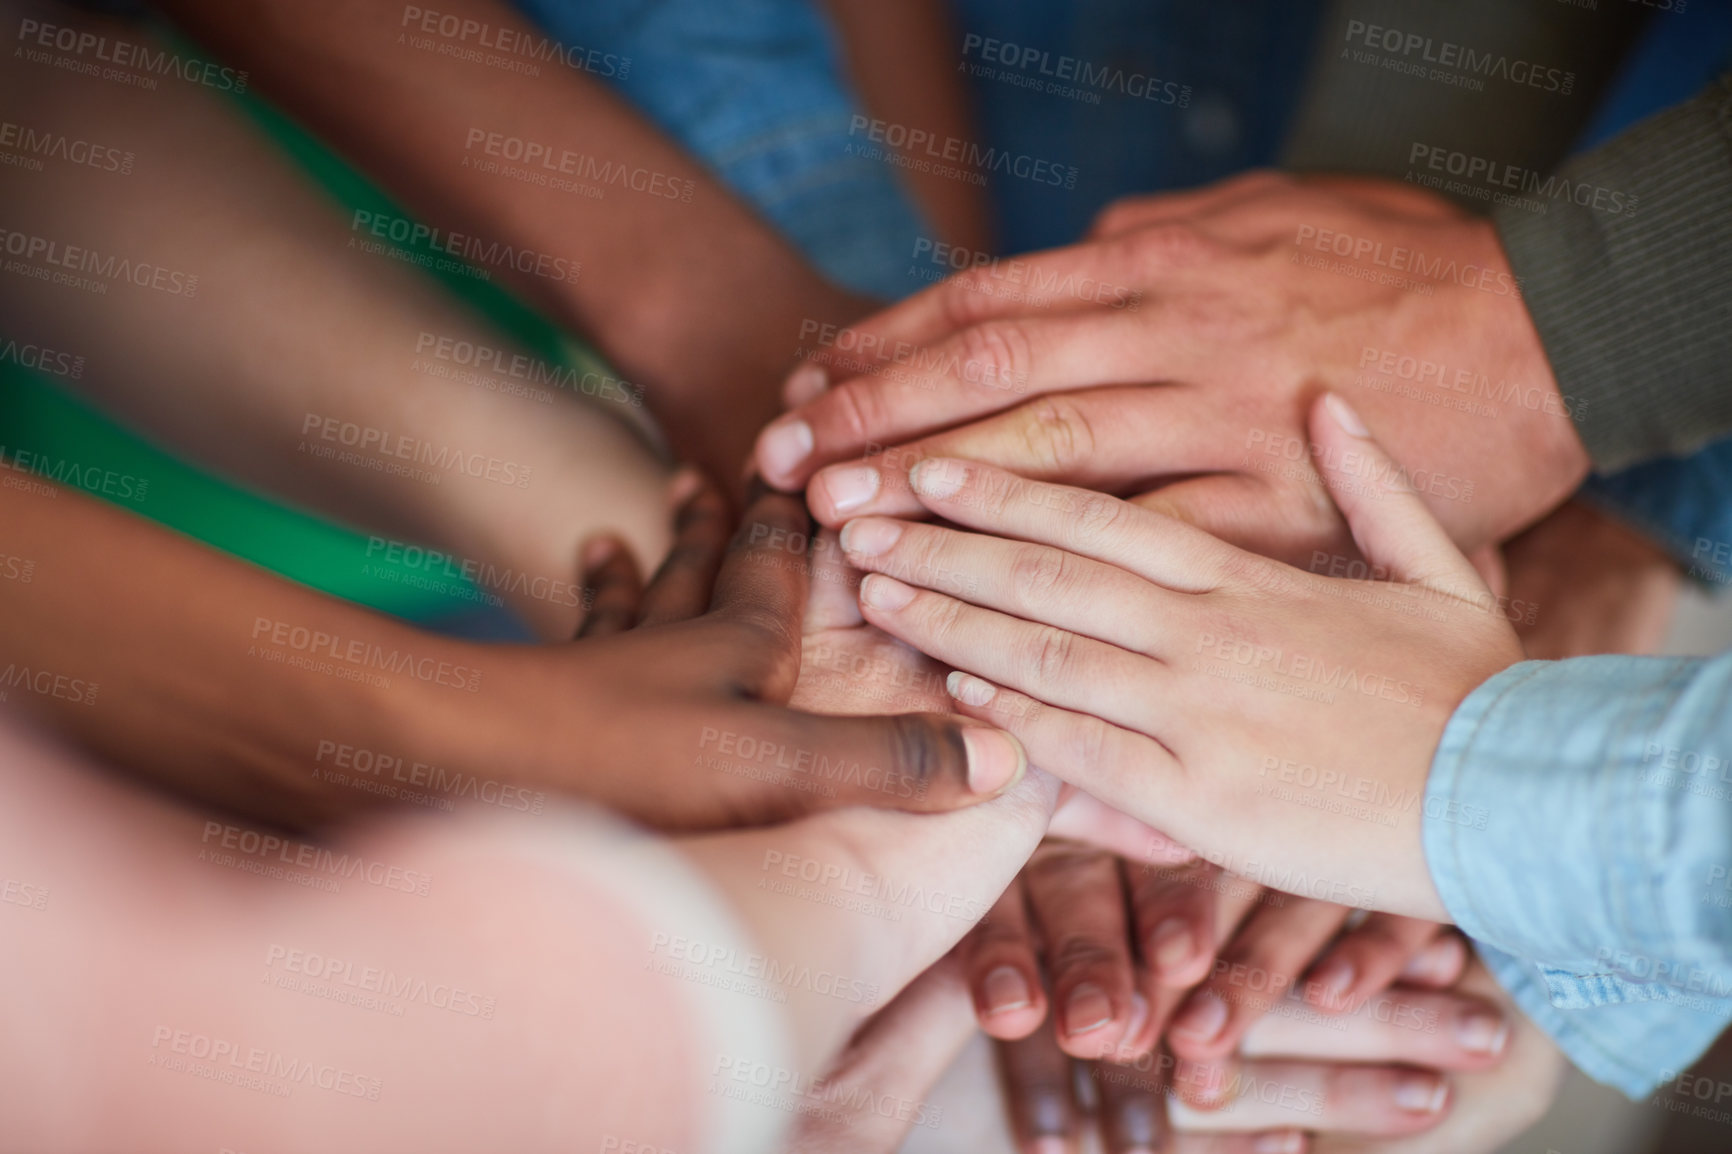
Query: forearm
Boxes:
[
  {"xmin": 0, "ymin": 719, "xmax": 783, "ymax": 1152},
  {"xmin": 0, "ymin": 20, "xmax": 668, "ymax": 638},
  {"xmin": 0, "ymin": 474, "xmax": 509, "ymax": 828},
  {"xmin": 156, "ymin": 0, "xmax": 865, "ymax": 476}
]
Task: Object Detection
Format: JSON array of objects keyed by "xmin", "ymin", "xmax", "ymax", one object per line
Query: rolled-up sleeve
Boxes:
[{"xmin": 1426, "ymin": 654, "xmax": 1732, "ymax": 1094}]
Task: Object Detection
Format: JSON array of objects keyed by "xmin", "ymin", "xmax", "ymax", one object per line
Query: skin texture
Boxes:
[
  {"xmin": 755, "ymin": 172, "xmax": 1591, "ymax": 564},
  {"xmin": 838, "ymin": 394, "xmax": 1527, "ymax": 920},
  {"xmin": 0, "ymin": 473, "xmax": 1028, "ymax": 833},
  {"xmin": 149, "ymin": 0, "xmax": 868, "ymax": 484}
]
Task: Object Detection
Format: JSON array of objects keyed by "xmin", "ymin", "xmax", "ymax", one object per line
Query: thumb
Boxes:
[{"xmin": 1308, "ymin": 393, "xmax": 1489, "ymax": 599}]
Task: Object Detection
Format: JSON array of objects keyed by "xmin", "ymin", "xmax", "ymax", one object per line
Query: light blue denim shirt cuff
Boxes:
[
  {"xmin": 1424, "ymin": 659, "xmax": 1658, "ymax": 968},
  {"xmin": 1479, "ymin": 945, "xmax": 1732, "ymax": 1098}
]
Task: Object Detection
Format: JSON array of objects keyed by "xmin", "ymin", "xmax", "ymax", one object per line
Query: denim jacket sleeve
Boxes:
[{"xmin": 1426, "ymin": 655, "xmax": 1732, "ymax": 1095}]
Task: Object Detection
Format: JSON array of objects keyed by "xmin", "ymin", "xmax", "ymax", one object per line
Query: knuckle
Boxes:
[
  {"xmin": 1071, "ymin": 492, "xmax": 1125, "ymax": 548},
  {"xmin": 1009, "ymin": 544, "xmax": 1070, "ymax": 603},
  {"xmin": 1017, "ymin": 397, "xmax": 1098, "ymax": 472},
  {"xmin": 956, "ymin": 319, "xmax": 1033, "ymax": 394},
  {"xmin": 1116, "ymin": 220, "xmax": 1213, "ymax": 273},
  {"xmin": 1046, "ymin": 934, "xmax": 1126, "ymax": 979},
  {"xmin": 881, "ymin": 713, "xmax": 957, "ymax": 795},
  {"xmin": 827, "ymin": 378, "xmax": 889, "ymax": 444},
  {"xmin": 1022, "ymin": 624, "xmax": 1079, "ymax": 684},
  {"xmin": 921, "ymin": 591, "xmax": 966, "ymax": 640},
  {"xmin": 938, "ymin": 269, "xmax": 1000, "ymax": 329},
  {"xmin": 1056, "ymin": 712, "xmax": 1110, "ymax": 773},
  {"xmin": 717, "ymin": 612, "xmax": 801, "ymax": 692}
]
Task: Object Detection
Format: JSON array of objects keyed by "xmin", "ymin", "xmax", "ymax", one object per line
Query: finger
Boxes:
[
  {"xmin": 701, "ymin": 479, "xmax": 816, "ymax": 697},
  {"xmin": 1023, "ymin": 842, "xmax": 1145, "ymax": 1060},
  {"xmin": 702, "ymin": 701, "xmax": 1031, "ymax": 823},
  {"xmin": 635, "ymin": 471, "xmax": 732, "ymax": 628},
  {"xmin": 802, "ymin": 526, "xmax": 864, "ymax": 632},
  {"xmin": 1171, "ymin": 1132, "xmax": 1308, "ymax": 1154},
  {"xmin": 811, "ymin": 236, "xmax": 1163, "ymax": 357},
  {"xmin": 786, "ymin": 954, "xmax": 976, "ymax": 1154},
  {"xmin": 1307, "ymin": 394, "xmax": 1488, "ymax": 597},
  {"xmin": 1303, "ymin": 915, "xmax": 1450, "ymax": 1014},
  {"xmin": 1169, "ymin": 899, "xmax": 1353, "ymax": 1062},
  {"xmin": 1093, "ymin": 1051, "xmax": 1170, "ymax": 1154},
  {"xmin": 1172, "ymin": 1059, "xmax": 1450, "ymax": 1138},
  {"xmin": 858, "ymin": 573, "xmax": 1164, "ymax": 732},
  {"xmin": 1128, "ymin": 860, "xmax": 1219, "ymax": 990},
  {"xmin": 1398, "ymin": 932, "xmax": 1468, "ymax": 989},
  {"xmin": 1131, "ymin": 472, "xmax": 1353, "ymax": 569},
  {"xmin": 961, "ymin": 875, "xmax": 1049, "ymax": 1040},
  {"xmin": 1049, "ymin": 791, "xmax": 1197, "ymax": 869},
  {"xmin": 1241, "ymin": 987, "xmax": 1511, "ymax": 1072},
  {"xmin": 994, "ymin": 1019, "xmax": 1083, "ymax": 1154},
  {"xmin": 941, "ymin": 673, "xmax": 1181, "ymax": 827},
  {"xmin": 758, "ymin": 309, "xmax": 1213, "ymax": 489},
  {"xmin": 574, "ymin": 536, "xmax": 642, "ymax": 639},
  {"xmin": 841, "ymin": 516, "xmax": 1180, "ymax": 655},
  {"xmin": 901, "ymin": 457, "xmax": 1238, "ymax": 592},
  {"xmin": 805, "ymin": 386, "xmax": 1236, "ymax": 527}
]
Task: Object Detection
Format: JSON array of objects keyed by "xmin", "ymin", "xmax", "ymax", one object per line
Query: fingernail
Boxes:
[
  {"xmin": 1063, "ymin": 982, "xmax": 1114, "ymax": 1037},
  {"xmin": 1149, "ymin": 918, "xmax": 1193, "ymax": 974},
  {"xmin": 665, "ymin": 467, "xmax": 705, "ymax": 509},
  {"xmin": 820, "ymin": 465, "xmax": 882, "ymax": 515},
  {"xmin": 981, "ymin": 965, "xmax": 1032, "ymax": 1016},
  {"xmin": 1324, "ymin": 392, "xmax": 1370, "ymax": 438},
  {"xmin": 909, "ymin": 457, "xmax": 966, "ymax": 499},
  {"xmin": 1122, "ymin": 992, "xmax": 1151, "ymax": 1045},
  {"xmin": 859, "ymin": 573, "xmax": 914, "ymax": 611},
  {"xmin": 581, "ymin": 537, "xmax": 619, "ymax": 570},
  {"xmin": 1254, "ymin": 1132, "xmax": 1306, "ymax": 1154},
  {"xmin": 963, "ymin": 728, "xmax": 1025, "ymax": 794},
  {"xmin": 1029, "ymin": 1139, "xmax": 1068, "ymax": 1154},
  {"xmin": 782, "ymin": 363, "xmax": 828, "ymax": 407},
  {"xmin": 946, "ymin": 670, "xmax": 998, "ymax": 708},
  {"xmin": 757, "ymin": 416, "xmax": 813, "ymax": 480},
  {"xmin": 1394, "ymin": 1073, "xmax": 1449, "ymax": 1114},
  {"xmin": 1455, "ymin": 1010, "xmax": 1510, "ymax": 1056},
  {"xmin": 1172, "ymin": 989, "xmax": 1228, "ymax": 1042},
  {"xmin": 1403, "ymin": 935, "xmax": 1464, "ymax": 984},
  {"xmin": 839, "ymin": 517, "xmax": 901, "ymax": 559},
  {"xmin": 1308, "ymin": 957, "xmax": 1355, "ymax": 1008}
]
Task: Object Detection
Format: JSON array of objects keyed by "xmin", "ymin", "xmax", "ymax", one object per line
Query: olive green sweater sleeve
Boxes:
[{"xmin": 1493, "ymin": 73, "xmax": 1732, "ymax": 472}]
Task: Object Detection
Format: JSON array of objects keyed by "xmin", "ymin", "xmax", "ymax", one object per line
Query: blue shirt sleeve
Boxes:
[
  {"xmin": 1426, "ymin": 655, "xmax": 1732, "ymax": 1095},
  {"xmin": 1579, "ymin": 436, "xmax": 1732, "ymax": 590}
]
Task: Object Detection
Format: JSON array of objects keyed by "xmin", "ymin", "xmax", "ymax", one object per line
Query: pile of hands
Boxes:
[{"xmin": 559, "ymin": 173, "xmax": 1681, "ymax": 1152}]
